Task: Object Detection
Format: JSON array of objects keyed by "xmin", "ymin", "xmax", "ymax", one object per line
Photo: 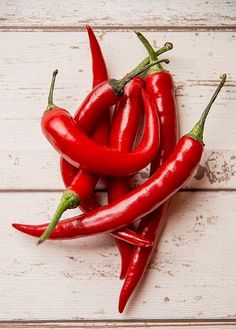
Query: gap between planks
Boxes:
[
  {"xmin": 1, "ymin": 25, "xmax": 236, "ymax": 32},
  {"xmin": 0, "ymin": 319, "xmax": 236, "ymax": 328}
]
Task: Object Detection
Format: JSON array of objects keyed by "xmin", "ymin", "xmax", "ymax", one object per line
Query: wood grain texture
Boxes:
[
  {"xmin": 0, "ymin": 32, "xmax": 235, "ymax": 190},
  {"xmin": 1, "ymin": 1, "xmax": 236, "ymax": 325},
  {"xmin": 1, "ymin": 191, "xmax": 236, "ymax": 320},
  {"xmin": 0, "ymin": 0, "xmax": 236, "ymax": 30}
]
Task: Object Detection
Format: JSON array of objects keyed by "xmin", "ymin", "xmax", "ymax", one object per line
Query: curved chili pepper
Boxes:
[
  {"xmin": 48, "ymin": 27, "xmax": 152, "ymax": 247},
  {"xmin": 60, "ymin": 39, "xmax": 172, "ymax": 196},
  {"xmin": 37, "ymin": 68, "xmax": 161, "ymax": 244},
  {"xmin": 60, "ymin": 39, "xmax": 172, "ymax": 209},
  {"xmin": 118, "ymin": 32, "xmax": 178, "ymax": 312},
  {"xmin": 42, "ymin": 60, "xmax": 167, "ymax": 175},
  {"xmin": 60, "ymin": 25, "xmax": 110, "ymax": 204},
  {"xmin": 60, "ymin": 25, "xmax": 109, "ymax": 189},
  {"xmin": 13, "ymin": 74, "xmax": 226, "ymax": 241},
  {"xmin": 108, "ymin": 76, "xmax": 144, "ymax": 279}
]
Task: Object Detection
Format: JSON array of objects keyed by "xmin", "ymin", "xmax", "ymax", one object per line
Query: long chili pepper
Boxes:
[
  {"xmin": 42, "ymin": 60, "xmax": 168, "ymax": 178},
  {"xmin": 60, "ymin": 39, "xmax": 172, "ymax": 202},
  {"xmin": 13, "ymin": 74, "xmax": 226, "ymax": 242},
  {"xmin": 60, "ymin": 25, "xmax": 110, "ymax": 206},
  {"xmin": 118, "ymin": 32, "xmax": 178, "ymax": 312},
  {"xmin": 59, "ymin": 41, "xmax": 172, "ymax": 246},
  {"xmin": 108, "ymin": 76, "xmax": 144, "ymax": 279},
  {"xmin": 36, "ymin": 70, "xmax": 161, "ymax": 244},
  {"xmin": 58, "ymin": 29, "xmax": 169, "ymax": 249},
  {"xmin": 60, "ymin": 38, "xmax": 172, "ymax": 223},
  {"xmin": 41, "ymin": 28, "xmax": 153, "ymax": 247},
  {"xmin": 108, "ymin": 42, "xmax": 173, "ymax": 279},
  {"xmin": 60, "ymin": 25, "xmax": 109, "ymax": 192}
]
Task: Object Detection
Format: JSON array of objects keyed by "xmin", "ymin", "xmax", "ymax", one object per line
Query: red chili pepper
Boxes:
[
  {"xmin": 118, "ymin": 32, "xmax": 178, "ymax": 312},
  {"xmin": 108, "ymin": 76, "xmax": 144, "ymax": 279},
  {"xmin": 108, "ymin": 41, "xmax": 173, "ymax": 280},
  {"xmin": 13, "ymin": 74, "xmax": 226, "ymax": 241},
  {"xmin": 29, "ymin": 59, "xmax": 163, "ymax": 244},
  {"xmin": 41, "ymin": 83, "xmax": 160, "ymax": 243},
  {"xmin": 60, "ymin": 33, "xmax": 172, "ymax": 202},
  {"xmin": 42, "ymin": 60, "xmax": 167, "ymax": 178},
  {"xmin": 60, "ymin": 25, "xmax": 110, "ymax": 204},
  {"xmin": 47, "ymin": 27, "xmax": 152, "ymax": 248}
]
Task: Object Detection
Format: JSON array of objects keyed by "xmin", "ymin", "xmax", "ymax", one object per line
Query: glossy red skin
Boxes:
[
  {"xmin": 59, "ymin": 26, "xmax": 151, "ymax": 246},
  {"xmin": 74, "ymin": 81, "xmax": 118, "ymax": 132},
  {"xmin": 79, "ymin": 199, "xmax": 152, "ymax": 247},
  {"xmin": 118, "ymin": 204, "xmax": 168, "ymax": 312},
  {"xmin": 41, "ymin": 89, "xmax": 160, "ymax": 176},
  {"xmin": 108, "ymin": 77, "xmax": 144, "ymax": 279},
  {"xmin": 86, "ymin": 25, "xmax": 108, "ymax": 88},
  {"xmin": 62, "ymin": 115, "xmax": 110, "ymax": 201},
  {"xmin": 13, "ymin": 136, "xmax": 203, "ymax": 238},
  {"xmin": 61, "ymin": 114, "xmax": 110, "ymax": 198},
  {"xmin": 119, "ymin": 71, "xmax": 178, "ymax": 313},
  {"xmin": 60, "ymin": 25, "xmax": 110, "ymax": 197}
]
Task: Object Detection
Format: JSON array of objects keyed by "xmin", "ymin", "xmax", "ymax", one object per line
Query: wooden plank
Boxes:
[
  {"xmin": 1, "ymin": 320, "xmax": 236, "ymax": 328},
  {"xmin": 1, "ymin": 191, "xmax": 236, "ymax": 320},
  {"xmin": 0, "ymin": 0, "xmax": 236, "ymax": 30},
  {"xmin": 0, "ymin": 31, "xmax": 235, "ymax": 190},
  {"xmin": 1, "ymin": 149, "xmax": 236, "ymax": 191}
]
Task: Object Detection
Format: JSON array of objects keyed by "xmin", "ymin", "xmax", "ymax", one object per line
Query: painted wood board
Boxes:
[
  {"xmin": 0, "ymin": 32, "xmax": 235, "ymax": 190},
  {"xmin": 0, "ymin": 0, "xmax": 235, "ymax": 30},
  {"xmin": 0, "ymin": 191, "xmax": 235, "ymax": 320}
]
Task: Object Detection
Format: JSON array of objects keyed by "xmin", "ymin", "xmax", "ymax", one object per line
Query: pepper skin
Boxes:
[
  {"xmin": 60, "ymin": 24, "xmax": 110, "ymax": 198},
  {"xmin": 41, "ymin": 71, "xmax": 160, "ymax": 177},
  {"xmin": 13, "ymin": 74, "xmax": 226, "ymax": 240},
  {"xmin": 39, "ymin": 86, "xmax": 159, "ymax": 243},
  {"xmin": 118, "ymin": 33, "xmax": 178, "ymax": 312},
  {"xmin": 43, "ymin": 27, "xmax": 153, "ymax": 247},
  {"xmin": 18, "ymin": 135, "xmax": 202, "ymax": 238},
  {"xmin": 108, "ymin": 76, "xmax": 144, "ymax": 279},
  {"xmin": 60, "ymin": 34, "xmax": 172, "ymax": 203},
  {"xmin": 79, "ymin": 198, "xmax": 153, "ymax": 248}
]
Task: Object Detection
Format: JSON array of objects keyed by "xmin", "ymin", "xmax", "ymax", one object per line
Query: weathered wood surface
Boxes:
[
  {"xmin": 1, "ymin": 191, "xmax": 236, "ymax": 321},
  {"xmin": 0, "ymin": 1, "xmax": 236, "ymax": 326},
  {"xmin": 0, "ymin": 0, "xmax": 236, "ymax": 30},
  {"xmin": 0, "ymin": 32, "xmax": 235, "ymax": 190}
]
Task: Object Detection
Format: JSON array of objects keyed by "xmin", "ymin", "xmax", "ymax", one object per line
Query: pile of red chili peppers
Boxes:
[{"xmin": 13, "ymin": 26, "xmax": 226, "ymax": 312}]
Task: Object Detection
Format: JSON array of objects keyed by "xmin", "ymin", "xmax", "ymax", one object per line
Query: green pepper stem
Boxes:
[
  {"xmin": 130, "ymin": 41, "xmax": 173, "ymax": 79},
  {"xmin": 45, "ymin": 69, "xmax": 58, "ymax": 112},
  {"xmin": 135, "ymin": 32, "xmax": 163, "ymax": 73},
  {"xmin": 135, "ymin": 32, "xmax": 161, "ymax": 74},
  {"xmin": 110, "ymin": 58, "xmax": 169, "ymax": 95},
  {"xmin": 187, "ymin": 74, "xmax": 227, "ymax": 142},
  {"xmin": 135, "ymin": 32, "xmax": 156, "ymax": 63},
  {"xmin": 37, "ymin": 190, "xmax": 80, "ymax": 244}
]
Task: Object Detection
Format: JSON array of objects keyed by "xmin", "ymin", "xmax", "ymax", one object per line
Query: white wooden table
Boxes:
[{"xmin": 0, "ymin": 1, "xmax": 236, "ymax": 328}]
